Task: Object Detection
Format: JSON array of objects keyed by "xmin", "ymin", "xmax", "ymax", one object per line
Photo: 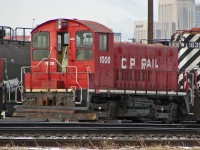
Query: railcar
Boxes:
[
  {"xmin": 0, "ymin": 26, "xmax": 31, "ymax": 117},
  {"xmin": 10, "ymin": 19, "xmax": 200, "ymax": 122},
  {"xmin": 171, "ymin": 28, "xmax": 200, "ymax": 121}
]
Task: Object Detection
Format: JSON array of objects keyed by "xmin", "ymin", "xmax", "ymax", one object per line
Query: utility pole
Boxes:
[{"xmin": 148, "ymin": 0, "xmax": 153, "ymax": 44}]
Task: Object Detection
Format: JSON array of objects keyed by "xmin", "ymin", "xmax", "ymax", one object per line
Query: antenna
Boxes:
[{"xmin": 32, "ymin": 18, "xmax": 35, "ymax": 28}]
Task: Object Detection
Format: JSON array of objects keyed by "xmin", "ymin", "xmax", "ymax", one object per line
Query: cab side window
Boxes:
[
  {"xmin": 32, "ymin": 32, "xmax": 49, "ymax": 48},
  {"xmin": 32, "ymin": 50, "xmax": 49, "ymax": 61},
  {"xmin": 76, "ymin": 31, "xmax": 93, "ymax": 47},
  {"xmin": 76, "ymin": 31, "xmax": 93, "ymax": 60},
  {"xmin": 99, "ymin": 34, "xmax": 108, "ymax": 51},
  {"xmin": 32, "ymin": 31, "xmax": 50, "ymax": 61}
]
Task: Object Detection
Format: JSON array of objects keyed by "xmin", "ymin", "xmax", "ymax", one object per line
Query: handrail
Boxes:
[
  {"xmin": 62, "ymin": 46, "xmax": 68, "ymax": 65},
  {"xmin": 14, "ymin": 27, "xmax": 32, "ymax": 45},
  {"xmin": 86, "ymin": 66, "xmax": 91, "ymax": 104},
  {"xmin": 0, "ymin": 26, "xmax": 32, "ymax": 45},
  {"xmin": 19, "ymin": 56, "xmax": 85, "ymax": 104},
  {"xmin": 67, "ymin": 66, "xmax": 82, "ymax": 105},
  {"xmin": 0, "ymin": 26, "xmax": 14, "ymax": 44},
  {"xmin": 19, "ymin": 57, "xmax": 66, "ymax": 88},
  {"xmin": 48, "ymin": 47, "xmax": 53, "ymax": 58}
]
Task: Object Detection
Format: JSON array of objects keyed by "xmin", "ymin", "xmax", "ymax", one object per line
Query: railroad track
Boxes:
[{"xmin": 0, "ymin": 121, "xmax": 200, "ymax": 147}]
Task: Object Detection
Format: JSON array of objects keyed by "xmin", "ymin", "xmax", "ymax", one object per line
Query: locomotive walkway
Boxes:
[{"xmin": 0, "ymin": 122, "xmax": 199, "ymax": 147}]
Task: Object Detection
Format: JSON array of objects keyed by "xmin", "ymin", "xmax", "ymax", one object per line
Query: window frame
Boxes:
[
  {"xmin": 57, "ymin": 32, "xmax": 69, "ymax": 52},
  {"xmin": 32, "ymin": 49, "xmax": 50, "ymax": 61},
  {"xmin": 76, "ymin": 49, "xmax": 93, "ymax": 61},
  {"xmin": 75, "ymin": 30, "xmax": 94, "ymax": 61},
  {"xmin": 99, "ymin": 33, "xmax": 108, "ymax": 51},
  {"xmin": 75, "ymin": 30, "xmax": 93, "ymax": 48},
  {"xmin": 32, "ymin": 31, "xmax": 50, "ymax": 49}
]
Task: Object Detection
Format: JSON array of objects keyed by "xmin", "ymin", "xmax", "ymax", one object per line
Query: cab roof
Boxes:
[
  {"xmin": 32, "ymin": 18, "xmax": 113, "ymax": 34},
  {"xmin": 76, "ymin": 20, "xmax": 113, "ymax": 33}
]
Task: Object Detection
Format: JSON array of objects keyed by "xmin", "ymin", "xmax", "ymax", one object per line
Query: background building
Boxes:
[
  {"xmin": 134, "ymin": 21, "xmax": 147, "ymax": 41},
  {"xmin": 134, "ymin": 0, "xmax": 196, "ymax": 40},
  {"xmin": 159, "ymin": 0, "xmax": 195, "ymax": 38},
  {"xmin": 134, "ymin": 21, "xmax": 162, "ymax": 42},
  {"xmin": 195, "ymin": 4, "xmax": 200, "ymax": 27}
]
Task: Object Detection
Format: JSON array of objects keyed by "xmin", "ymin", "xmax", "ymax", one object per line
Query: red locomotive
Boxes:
[{"xmin": 11, "ymin": 19, "xmax": 200, "ymax": 122}]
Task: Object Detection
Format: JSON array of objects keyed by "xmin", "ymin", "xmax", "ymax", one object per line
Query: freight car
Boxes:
[
  {"xmin": 9, "ymin": 19, "xmax": 200, "ymax": 123},
  {"xmin": 0, "ymin": 26, "xmax": 31, "ymax": 116}
]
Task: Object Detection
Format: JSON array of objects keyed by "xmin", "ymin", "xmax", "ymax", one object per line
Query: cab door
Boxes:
[
  {"xmin": 57, "ymin": 32, "xmax": 69, "ymax": 72},
  {"xmin": 95, "ymin": 33, "xmax": 114, "ymax": 88}
]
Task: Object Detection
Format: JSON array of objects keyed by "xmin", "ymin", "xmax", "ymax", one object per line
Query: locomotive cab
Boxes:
[
  {"xmin": 17, "ymin": 18, "xmax": 114, "ymax": 121},
  {"xmin": 24, "ymin": 19, "xmax": 113, "ymax": 90}
]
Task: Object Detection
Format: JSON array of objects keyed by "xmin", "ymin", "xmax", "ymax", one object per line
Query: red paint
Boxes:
[{"xmin": 24, "ymin": 19, "xmax": 178, "ymax": 93}]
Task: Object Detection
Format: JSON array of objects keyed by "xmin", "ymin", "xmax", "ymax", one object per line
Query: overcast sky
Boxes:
[{"xmin": 1, "ymin": 0, "xmax": 200, "ymax": 41}]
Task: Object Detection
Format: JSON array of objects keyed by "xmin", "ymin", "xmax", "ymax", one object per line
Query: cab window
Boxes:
[
  {"xmin": 57, "ymin": 33, "xmax": 69, "ymax": 52},
  {"xmin": 76, "ymin": 49, "xmax": 93, "ymax": 60},
  {"xmin": 99, "ymin": 34, "xmax": 108, "ymax": 51},
  {"xmin": 32, "ymin": 32, "xmax": 49, "ymax": 48},
  {"xmin": 76, "ymin": 31, "xmax": 93, "ymax": 61},
  {"xmin": 32, "ymin": 50, "xmax": 49, "ymax": 61},
  {"xmin": 76, "ymin": 31, "xmax": 93, "ymax": 47}
]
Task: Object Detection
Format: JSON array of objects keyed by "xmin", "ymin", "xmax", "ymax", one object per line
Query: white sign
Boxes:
[
  {"xmin": 100, "ymin": 56, "xmax": 111, "ymax": 64},
  {"xmin": 121, "ymin": 57, "xmax": 158, "ymax": 69},
  {"xmin": 141, "ymin": 58, "xmax": 158, "ymax": 69},
  {"xmin": 45, "ymin": 61, "xmax": 55, "ymax": 66}
]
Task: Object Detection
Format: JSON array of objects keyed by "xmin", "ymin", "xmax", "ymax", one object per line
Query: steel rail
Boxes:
[{"xmin": 0, "ymin": 122, "xmax": 199, "ymax": 147}]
